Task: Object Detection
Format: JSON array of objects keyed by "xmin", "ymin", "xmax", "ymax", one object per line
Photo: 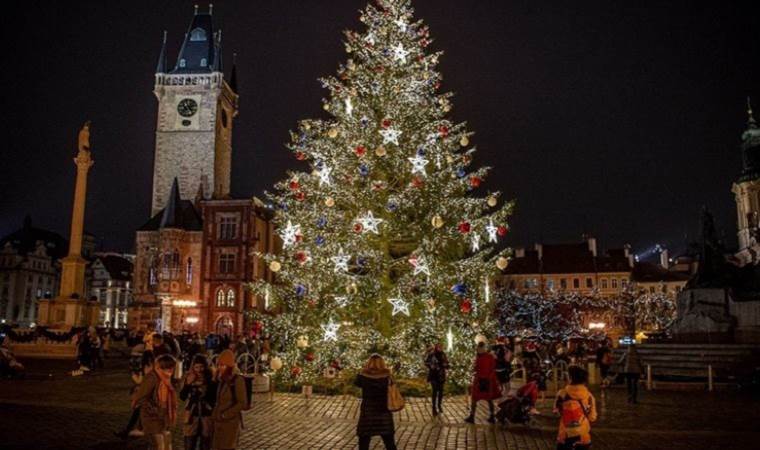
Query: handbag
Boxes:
[{"xmin": 387, "ymin": 377, "xmax": 405, "ymax": 412}]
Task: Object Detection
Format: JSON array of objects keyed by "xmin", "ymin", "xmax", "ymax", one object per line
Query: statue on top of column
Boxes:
[{"xmin": 78, "ymin": 120, "xmax": 91, "ymax": 153}]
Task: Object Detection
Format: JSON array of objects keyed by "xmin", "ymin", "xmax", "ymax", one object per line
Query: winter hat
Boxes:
[{"xmin": 218, "ymin": 349, "xmax": 235, "ymax": 368}]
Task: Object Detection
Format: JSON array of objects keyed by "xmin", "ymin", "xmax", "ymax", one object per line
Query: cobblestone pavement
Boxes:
[{"xmin": 1, "ymin": 363, "xmax": 759, "ymax": 449}]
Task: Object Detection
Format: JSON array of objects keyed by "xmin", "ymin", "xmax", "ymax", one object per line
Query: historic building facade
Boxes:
[
  {"xmin": 733, "ymin": 100, "xmax": 760, "ymax": 265},
  {"xmin": 91, "ymin": 253, "xmax": 134, "ymax": 328},
  {"xmin": 130, "ymin": 7, "xmax": 276, "ymax": 335}
]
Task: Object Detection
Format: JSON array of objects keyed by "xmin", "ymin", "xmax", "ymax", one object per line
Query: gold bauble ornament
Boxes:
[
  {"xmin": 443, "ymin": 104, "xmax": 452, "ymax": 113},
  {"xmin": 487, "ymin": 196, "xmax": 498, "ymax": 207},
  {"xmin": 325, "ymin": 197, "xmax": 335, "ymax": 207},
  {"xmin": 269, "ymin": 261, "xmax": 282, "ymax": 273},
  {"xmin": 426, "ymin": 298, "xmax": 436, "ymax": 311},
  {"xmin": 375, "ymin": 146, "xmax": 387, "ymax": 157},
  {"xmin": 323, "ymin": 103, "xmax": 331, "ymax": 111},
  {"xmin": 460, "ymin": 136, "xmax": 470, "ymax": 147},
  {"xmin": 496, "ymin": 257, "xmax": 509, "ymax": 270},
  {"xmin": 303, "ymin": 123, "xmax": 311, "ymax": 130},
  {"xmin": 328, "ymin": 128, "xmax": 338, "ymax": 138},
  {"xmin": 296, "ymin": 335, "xmax": 309, "ymax": 349},
  {"xmin": 431, "ymin": 215, "xmax": 444, "ymax": 229},
  {"xmin": 270, "ymin": 356, "xmax": 283, "ymax": 371},
  {"xmin": 346, "ymin": 282, "xmax": 358, "ymax": 295},
  {"xmin": 445, "ymin": 155, "xmax": 454, "ymax": 164}
]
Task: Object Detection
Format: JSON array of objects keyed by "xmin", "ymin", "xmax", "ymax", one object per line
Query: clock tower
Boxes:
[{"xmin": 151, "ymin": 5, "xmax": 238, "ymax": 216}]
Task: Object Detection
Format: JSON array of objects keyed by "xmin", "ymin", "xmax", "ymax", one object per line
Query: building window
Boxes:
[
  {"xmin": 218, "ymin": 216, "xmax": 239, "ymax": 240},
  {"xmin": 611, "ymin": 279, "xmax": 618, "ymax": 289},
  {"xmin": 227, "ymin": 289, "xmax": 236, "ymax": 308},
  {"xmin": 179, "ymin": 58, "xmax": 187, "ymax": 68},
  {"xmin": 546, "ymin": 279, "xmax": 555, "ymax": 290},
  {"xmin": 649, "ymin": 286, "xmax": 656, "ymax": 293},
  {"xmin": 560, "ymin": 278, "xmax": 567, "ymax": 289},
  {"xmin": 573, "ymin": 278, "xmax": 580, "ymax": 289},
  {"xmin": 601, "ymin": 279, "xmax": 608, "ymax": 289},
  {"xmin": 200, "ymin": 58, "xmax": 207, "ymax": 67},
  {"xmin": 622, "ymin": 278, "xmax": 629, "ymax": 289},
  {"xmin": 186, "ymin": 258, "xmax": 193, "ymax": 284},
  {"xmin": 216, "ymin": 289, "xmax": 226, "ymax": 307},
  {"xmin": 586, "ymin": 278, "xmax": 593, "ymax": 288},
  {"xmin": 219, "ymin": 253, "xmax": 236, "ymax": 274}
]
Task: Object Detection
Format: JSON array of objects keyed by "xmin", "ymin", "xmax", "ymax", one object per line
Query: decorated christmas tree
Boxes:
[{"xmin": 251, "ymin": 0, "xmax": 513, "ymax": 386}]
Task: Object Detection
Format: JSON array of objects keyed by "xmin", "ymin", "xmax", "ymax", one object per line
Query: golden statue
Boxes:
[{"xmin": 78, "ymin": 120, "xmax": 91, "ymax": 152}]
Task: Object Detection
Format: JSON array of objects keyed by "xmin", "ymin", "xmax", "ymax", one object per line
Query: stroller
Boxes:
[{"xmin": 495, "ymin": 395, "xmax": 536, "ymax": 427}]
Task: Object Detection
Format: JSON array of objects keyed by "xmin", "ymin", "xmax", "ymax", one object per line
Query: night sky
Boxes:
[{"xmin": 2, "ymin": 0, "xmax": 759, "ymax": 256}]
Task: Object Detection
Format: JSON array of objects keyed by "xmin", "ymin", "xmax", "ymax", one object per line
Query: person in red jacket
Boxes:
[{"xmin": 464, "ymin": 341, "xmax": 501, "ymax": 423}]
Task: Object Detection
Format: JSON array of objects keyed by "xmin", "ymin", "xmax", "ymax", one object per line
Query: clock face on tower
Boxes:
[{"xmin": 177, "ymin": 98, "xmax": 198, "ymax": 117}]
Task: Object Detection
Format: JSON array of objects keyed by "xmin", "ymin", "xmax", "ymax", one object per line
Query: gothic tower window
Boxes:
[
  {"xmin": 216, "ymin": 288, "xmax": 226, "ymax": 307},
  {"xmin": 186, "ymin": 257, "xmax": 193, "ymax": 284},
  {"xmin": 227, "ymin": 289, "xmax": 236, "ymax": 308}
]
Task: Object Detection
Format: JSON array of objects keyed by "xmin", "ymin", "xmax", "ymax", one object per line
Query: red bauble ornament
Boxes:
[
  {"xmin": 295, "ymin": 234, "xmax": 303, "ymax": 243},
  {"xmin": 382, "ymin": 119, "xmax": 392, "ymax": 128},
  {"xmin": 469, "ymin": 176, "xmax": 482, "ymax": 188},
  {"xmin": 353, "ymin": 223, "xmax": 364, "ymax": 233},
  {"xmin": 439, "ymin": 125, "xmax": 449, "ymax": 137},
  {"xmin": 434, "ymin": 81, "xmax": 441, "ymax": 90},
  {"xmin": 460, "ymin": 298, "xmax": 473, "ymax": 314},
  {"xmin": 305, "ymin": 352, "xmax": 315, "ymax": 362},
  {"xmin": 458, "ymin": 221, "xmax": 471, "ymax": 234},
  {"xmin": 289, "ymin": 180, "xmax": 300, "ymax": 191},
  {"xmin": 295, "ymin": 251, "xmax": 309, "ymax": 264},
  {"xmin": 354, "ymin": 145, "xmax": 366, "ymax": 157},
  {"xmin": 295, "ymin": 151, "xmax": 306, "ymax": 161},
  {"xmin": 411, "ymin": 176, "xmax": 424, "ymax": 188},
  {"xmin": 497, "ymin": 226, "xmax": 509, "ymax": 237},
  {"xmin": 295, "ymin": 191, "xmax": 306, "ymax": 202},
  {"xmin": 291, "ymin": 366, "xmax": 302, "ymax": 377}
]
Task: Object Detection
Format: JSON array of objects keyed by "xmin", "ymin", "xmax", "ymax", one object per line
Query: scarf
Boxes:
[{"xmin": 155, "ymin": 367, "xmax": 177, "ymax": 425}]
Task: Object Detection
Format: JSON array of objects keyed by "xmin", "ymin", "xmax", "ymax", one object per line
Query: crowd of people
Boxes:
[{"xmin": 114, "ymin": 326, "xmax": 251, "ymax": 450}]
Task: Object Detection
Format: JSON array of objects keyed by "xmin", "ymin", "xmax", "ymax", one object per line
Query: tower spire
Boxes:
[{"xmin": 156, "ymin": 30, "xmax": 168, "ymax": 73}]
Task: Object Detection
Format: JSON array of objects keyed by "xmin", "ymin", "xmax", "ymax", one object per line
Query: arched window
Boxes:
[
  {"xmin": 227, "ymin": 289, "xmax": 236, "ymax": 308},
  {"xmin": 189, "ymin": 27, "xmax": 207, "ymax": 42},
  {"xmin": 200, "ymin": 58, "xmax": 207, "ymax": 67},
  {"xmin": 216, "ymin": 289, "xmax": 226, "ymax": 307},
  {"xmin": 186, "ymin": 258, "xmax": 193, "ymax": 284},
  {"xmin": 179, "ymin": 58, "xmax": 186, "ymax": 68}
]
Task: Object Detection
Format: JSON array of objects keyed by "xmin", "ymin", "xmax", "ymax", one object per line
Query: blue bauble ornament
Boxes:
[
  {"xmin": 315, "ymin": 160, "xmax": 325, "ymax": 169},
  {"xmin": 360, "ymin": 116, "xmax": 370, "ymax": 127},
  {"xmin": 417, "ymin": 147, "xmax": 426, "ymax": 156},
  {"xmin": 295, "ymin": 284, "xmax": 307, "ymax": 297},
  {"xmin": 456, "ymin": 167, "xmax": 467, "ymax": 178},
  {"xmin": 316, "ymin": 216, "xmax": 328, "ymax": 228},
  {"xmin": 279, "ymin": 202, "xmax": 288, "ymax": 211},
  {"xmin": 452, "ymin": 283, "xmax": 467, "ymax": 297},
  {"xmin": 359, "ymin": 164, "xmax": 370, "ymax": 177},
  {"xmin": 386, "ymin": 198, "xmax": 399, "ymax": 212},
  {"xmin": 316, "ymin": 236, "xmax": 326, "ymax": 246},
  {"xmin": 357, "ymin": 257, "xmax": 368, "ymax": 267}
]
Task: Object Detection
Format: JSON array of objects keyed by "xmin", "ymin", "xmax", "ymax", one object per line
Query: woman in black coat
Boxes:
[{"xmin": 354, "ymin": 354, "xmax": 397, "ymax": 450}]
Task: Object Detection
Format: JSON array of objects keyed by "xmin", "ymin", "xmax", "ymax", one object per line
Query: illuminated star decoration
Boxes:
[
  {"xmin": 317, "ymin": 165, "xmax": 333, "ymax": 187},
  {"xmin": 409, "ymin": 255, "xmax": 431, "ymax": 278},
  {"xmin": 345, "ymin": 97, "xmax": 353, "ymax": 117},
  {"xmin": 331, "ymin": 249, "xmax": 351, "ymax": 273},
  {"xmin": 392, "ymin": 43, "xmax": 409, "ymax": 64},
  {"xmin": 358, "ymin": 211, "xmax": 384, "ymax": 234},
  {"xmin": 408, "ymin": 154, "xmax": 429, "ymax": 176},
  {"xmin": 394, "ymin": 17, "xmax": 407, "ymax": 32},
  {"xmin": 334, "ymin": 296, "xmax": 349, "ymax": 308},
  {"xmin": 364, "ymin": 32, "xmax": 376, "ymax": 45},
  {"xmin": 321, "ymin": 319, "xmax": 340, "ymax": 342},
  {"xmin": 379, "ymin": 128, "xmax": 402, "ymax": 145},
  {"xmin": 471, "ymin": 233, "xmax": 481, "ymax": 252},
  {"xmin": 280, "ymin": 221, "xmax": 301, "ymax": 247},
  {"xmin": 388, "ymin": 296, "xmax": 410, "ymax": 316},
  {"xmin": 485, "ymin": 219, "xmax": 499, "ymax": 243}
]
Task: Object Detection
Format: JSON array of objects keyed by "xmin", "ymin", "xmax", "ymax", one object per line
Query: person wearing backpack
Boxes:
[
  {"xmin": 354, "ymin": 354, "xmax": 397, "ymax": 450},
  {"xmin": 211, "ymin": 349, "xmax": 247, "ymax": 450},
  {"xmin": 554, "ymin": 365, "xmax": 597, "ymax": 450}
]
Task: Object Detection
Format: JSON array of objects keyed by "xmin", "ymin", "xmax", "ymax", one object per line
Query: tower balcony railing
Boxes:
[{"xmin": 155, "ymin": 72, "xmax": 224, "ymax": 88}]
